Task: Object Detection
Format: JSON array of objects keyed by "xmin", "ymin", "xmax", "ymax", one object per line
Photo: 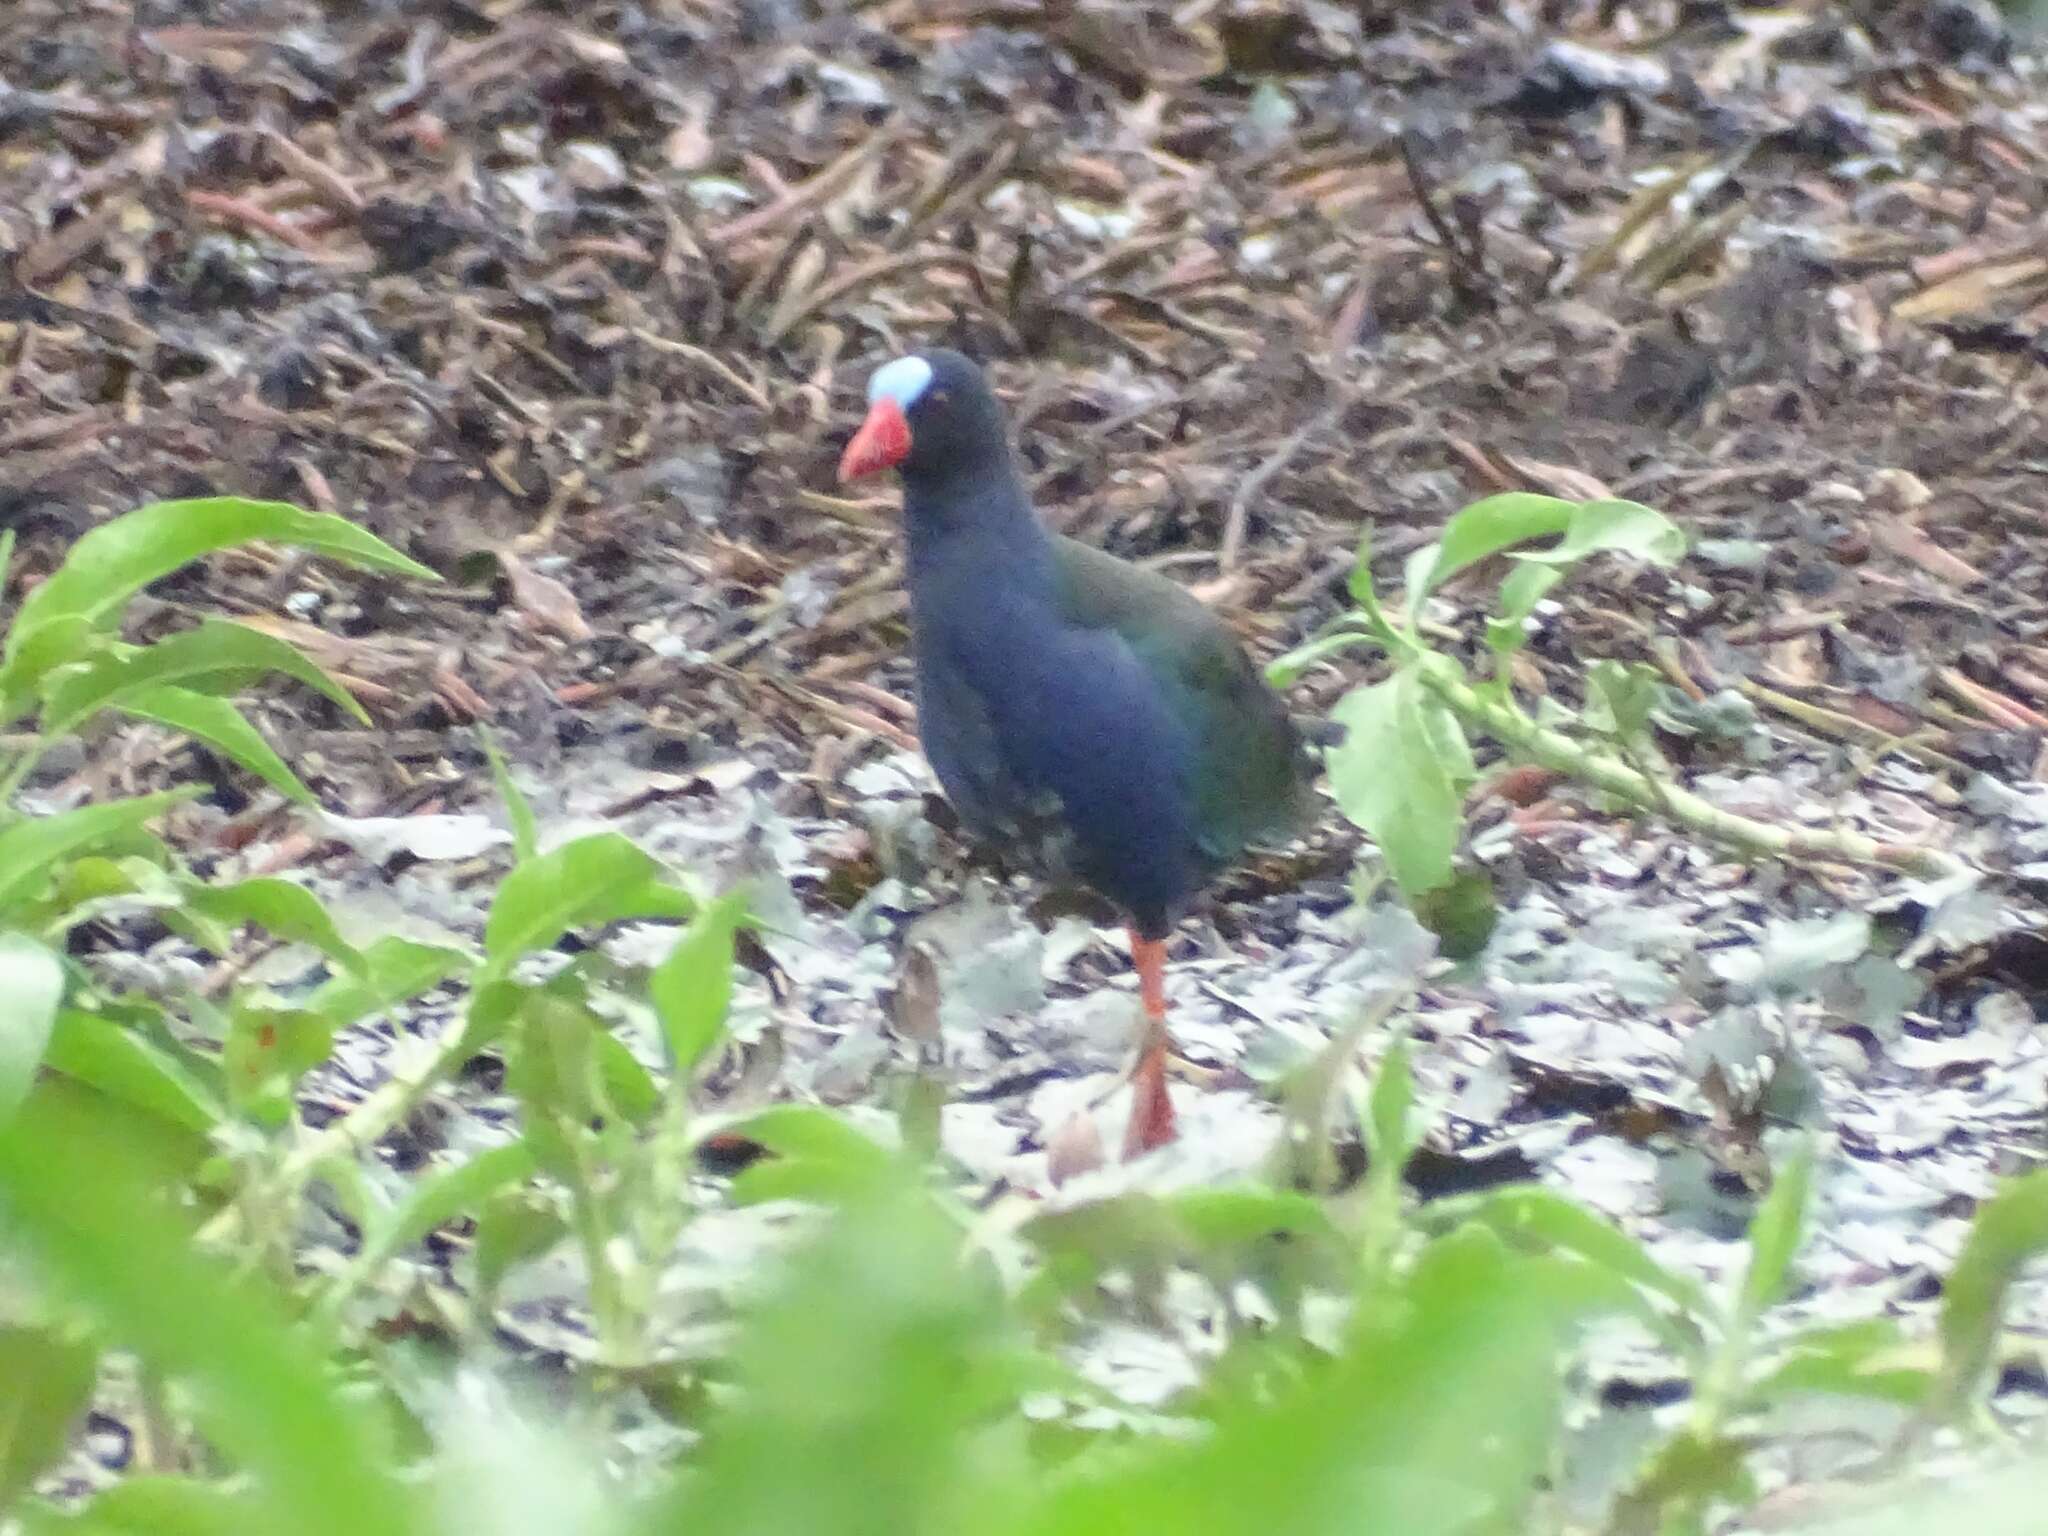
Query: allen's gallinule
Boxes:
[{"xmin": 840, "ymin": 348, "xmax": 1316, "ymax": 1157}]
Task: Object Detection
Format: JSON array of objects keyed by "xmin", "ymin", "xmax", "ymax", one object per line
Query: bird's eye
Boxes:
[{"xmin": 929, "ymin": 390, "xmax": 951, "ymax": 406}]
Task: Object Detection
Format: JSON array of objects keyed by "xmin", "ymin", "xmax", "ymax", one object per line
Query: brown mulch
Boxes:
[{"xmin": 6, "ymin": 0, "xmax": 2046, "ymax": 807}]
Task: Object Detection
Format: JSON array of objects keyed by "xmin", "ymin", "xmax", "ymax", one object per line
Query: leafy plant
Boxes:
[
  {"xmin": 1272, "ymin": 494, "xmax": 1962, "ymax": 947},
  {"xmin": 4, "ymin": 493, "xmax": 2043, "ymax": 1536},
  {"xmin": 0, "ymin": 498, "xmax": 432, "ymax": 810}
]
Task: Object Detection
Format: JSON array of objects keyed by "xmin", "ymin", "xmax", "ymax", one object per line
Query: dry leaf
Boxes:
[
  {"xmin": 1870, "ymin": 515, "xmax": 1983, "ymax": 586},
  {"xmin": 1045, "ymin": 1109, "xmax": 1105, "ymax": 1186},
  {"xmin": 891, "ymin": 944, "xmax": 943, "ymax": 1048},
  {"xmin": 1893, "ymin": 257, "xmax": 2048, "ymax": 322},
  {"xmin": 499, "ymin": 552, "xmax": 593, "ymax": 642},
  {"xmin": 1499, "ymin": 452, "xmax": 1616, "ymax": 502}
]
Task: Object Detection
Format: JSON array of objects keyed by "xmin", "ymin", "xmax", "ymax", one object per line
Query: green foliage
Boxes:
[
  {"xmin": 0, "ymin": 1090, "xmax": 430, "ymax": 1536},
  {"xmin": 0, "ymin": 498, "xmax": 430, "ymax": 809},
  {"xmin": 3, "ymin": 496, "xmax": 432, "ymax": 659},
  {"xmin": 1275, "ymin": 495, "xmax": 1683, "ymax": 938},
  {"xmin": 0, "ymin": 492, "xmax": 2036, "ymax": 1536},
  {"xmin": 480, "ymin": 832, "xmax": 694, "ymax": 981},
  {"xmin": 651, "ymin": 889, "xmax": 748, "ymax": 1079},
  {"xmin": 1327, "ymin": 669, "xmax": 1465, "ymax": 896},
  {"xmin": 0, "ymin": 932, "xmax": 64, "ymax": 1125},
  {"xmin": 0, "ymin": 1325, "xmax": 98, "ymax": 1511},
  {"xmin": 1934, "ymin": 1167, "xmax": 2048, "ymax": 1419}
]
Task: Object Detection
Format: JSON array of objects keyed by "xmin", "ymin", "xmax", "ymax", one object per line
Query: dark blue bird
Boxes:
[{"xmin": 839, "ymin": 348, "xmax": 1315, "ymax": 1156}]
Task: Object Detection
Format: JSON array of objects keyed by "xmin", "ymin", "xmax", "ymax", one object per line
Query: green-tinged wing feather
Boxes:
[{"xmin": 1050, "ymin": 538, "xmax": 1312, "ymax": 865}]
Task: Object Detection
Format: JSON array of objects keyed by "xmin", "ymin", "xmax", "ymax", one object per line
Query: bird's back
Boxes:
[{"xmin": 1047, "ymin": 536, "xmax": 1315, "ymax": 871}]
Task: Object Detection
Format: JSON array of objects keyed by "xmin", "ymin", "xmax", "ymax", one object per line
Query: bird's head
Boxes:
[{"xmin": 838, "ymin": 348, "xmax": 1007, "ymax": 486}]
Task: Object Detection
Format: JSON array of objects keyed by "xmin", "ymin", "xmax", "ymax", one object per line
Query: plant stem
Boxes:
[
  {"xmin": 555, "ymin": 1120, "xmax": 636, "ymax": 1369},
  {"xmin": 1416, "ymin": 663, "xmax": 1966, "ymax": 880},
  {"xmin": 197, "ymin": 1012, "xmax": 474, "ymax": 1247}
]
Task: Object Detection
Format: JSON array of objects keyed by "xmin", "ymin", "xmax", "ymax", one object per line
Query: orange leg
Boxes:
[{"xmin": 1122, "ymin": 929, "xmax": 1178, "ymax": 1158}]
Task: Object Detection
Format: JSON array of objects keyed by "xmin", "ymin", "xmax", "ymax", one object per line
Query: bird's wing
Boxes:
[{"xmin": 1050, "ymin": 538, "xmax": 1312, "ymax": 864}]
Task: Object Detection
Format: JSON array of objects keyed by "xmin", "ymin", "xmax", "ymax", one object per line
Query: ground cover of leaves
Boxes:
[{"xmin": 6, "ymin": 0, "xmax": 2048, "ymax": 1521}]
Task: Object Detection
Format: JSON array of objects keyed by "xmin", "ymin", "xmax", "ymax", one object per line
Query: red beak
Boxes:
[{"xmin": 838, "ymin": 397, "xmax": 911, "ymax": 482}]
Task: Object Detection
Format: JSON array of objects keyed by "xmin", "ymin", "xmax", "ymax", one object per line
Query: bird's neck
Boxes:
[{"xmin": 901, "ymin": 455, "xmax": 1052, "ymax": 587}]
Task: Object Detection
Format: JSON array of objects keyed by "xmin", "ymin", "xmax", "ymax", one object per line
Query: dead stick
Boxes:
[{"xmin": 1220, "ymin": 404, "xmax": 1338, "ymax": 572}]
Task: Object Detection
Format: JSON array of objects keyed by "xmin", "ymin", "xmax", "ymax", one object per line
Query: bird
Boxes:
[{"xmin": 838, "ymin": 347, "xmax": 1317, "ymax": 1158}]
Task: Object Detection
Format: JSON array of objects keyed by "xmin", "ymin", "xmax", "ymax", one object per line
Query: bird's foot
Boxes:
[{"xmin": 1121, "ymin": 1043, "xmax": 1178, "ymax": 1159}]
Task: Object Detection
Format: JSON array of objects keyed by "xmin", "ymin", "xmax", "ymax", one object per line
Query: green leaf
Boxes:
[
  {"xmin": 0, "ymin": 932, "xmax": 64, "ymax": 1126},
  {"xmin": 112, "ymin": 687, "xmax": 316, "ymax": 806},
  {"xmin": 1346, "ymin": 525, "xmax": 1382, "ymax": 606},
  {"xmin": 1364, "ymin": 1035, "xmax": 1418, "ymax": 1173},
  {"xmin": 1936, "ymin": 1166, "xmax": 2048, "ymax": 1417},
  {"xmin": 1263, "ymin": 628, "xmax": 1378, "ymax": 689},
  {"xmin": 712, "ymin": 1104, "xmax": 893, "ymax": 1166},
  {"xmin": 372, "ymin": 1142, "xmax": 539, "ymax": 1266},
  {"xmin": 507, "ymin": 992, "xmax": 600, "ymax": 1153},
  {"xmin": 0, "ymin": 792, "xmax": 200, "ymax": 919},
  {"xmin": 459, "ymin": 979, "xmax": 528, "ymax": 1058},
  {"xmin": 717, "ymin": 1105, "xmax": 896, "ymax": 1207},
  {"xmin": 19, "ymin": 1476, "xmax": 264, "ymax": 1536},
  {"xmin": 24, "ymin": 855, "xmax": 182, "ymax": 944},
  {"xmin": 42, "ymin": 1009, "xmax": 224, "ymax": 1135},
  {"xmin": 478, "ymin": 725, "xmax": 538, "ymax": 865},
  {"xmin": 0, "ymin": 1325, "xmax": 98, "ymax": 1509},
  {"xmin": 40, "ymin": 618, "xmax": 368, "ymax": 739},
  {"xmin": 0, "ymin": 616, "xmax": 99, "ymax": 726},
  {"xmin": 1417, "ymin": 684, "xmax": 1477, "ymax": 791},
  {"xmin": 1357, "ymin": 1034, "xmax": 1419, "ymax": 1284},
  {"xmin": 472, "ymin": 1184, "xmax": 569, "ymax": 1305},
  {"xmin": 1327, "ymin": 671, "xmax": 1461, "ymax": 897},
  {"xmin": 1008, "ymin": 1223, "xmax": 1571, "ymax": 1536},
  {"xmin": 1745, "ymin": 1320, "xmax": 1933, "ymax": 1409},
  {"xmin": 1483, "ymin": 563, "xmax": 1564, "ymax": 660},
  {"xmin": 0, "ymin": 1089, "xmax": 430, "ymax": 1536},
  {"xmin": 1508, "ymin": 497, "xmax": 1685, "ymax": 569},
  {"xmin": 185, "ymin": 878, "xmax": 366, "ymax": 975},
  {"xmin": 482, "ymin": 832, "xmax": 692, "ymax": 978},
  {"xmin": 650, "ymin": 890, "xmax": 748, "ymax": 1079},
  {"xmin": 1584, "ymin": 660, "xmax": 1664, "ymax": 744},
  {"xmin": 1168, "ymin": 1185, "xmax": 1342, "ymax": 1250},
  {"xmin": 1444, "ymin": 1186, "xmax": 1714, "ymax": 1324},
  {"xmin": 4, "ymin": 497, "xmax": 435, "ymax": 664},
  {"xmin": 594, "ymin": 1032, "xmax": 660, "ymax": 1125},
  {"xmin": 1399, "ymin": 542, "xmax": 1440, "ymax": 625},
  {"xmin": 319, "ymin": 1142, "xmax": 538, "ymax": 1328},
  {"xmin": 1406, "ymin": 493, "xmax": 1578, "ymax": 617},
  {"xmin": 1737, "ymin": 1140, "xmax": 1814, "ymax": 1326},
  {"xmin": 222, "ymin": 1002, "xmax": 336, "ymax": 1126},
  {"xmin": 302, "ymin": 936, "xmax": 470, "ymax": 1033},
  {"xmin": 639, "ymin": 1169, "xmax": 1025, "ymax": 1536},
  {"xmin": 1342, "ymin": 528, "xmax": 1407, "ymax": 647}
]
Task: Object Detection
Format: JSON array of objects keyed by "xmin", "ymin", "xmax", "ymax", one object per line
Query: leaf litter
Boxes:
[{"xmin": 7, "ymin": 0, "xmax": 2048, "ymax": 1519}]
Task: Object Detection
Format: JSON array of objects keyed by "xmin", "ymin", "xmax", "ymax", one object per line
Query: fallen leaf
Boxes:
[
  {"xmin": 1870, "ymin": 516, "xmax": 1983, "ymax": 586},
  {"xmin": 499, "ymin": 552, "xmax": 593, "ymax": 642},
  {"xmin": 318, "ymin": 811, "xmax": 512, "ymax": 863},
  {"xmin": 1046, "ymin": 1109, "xmax": 1105, "ymax": 1186}
]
